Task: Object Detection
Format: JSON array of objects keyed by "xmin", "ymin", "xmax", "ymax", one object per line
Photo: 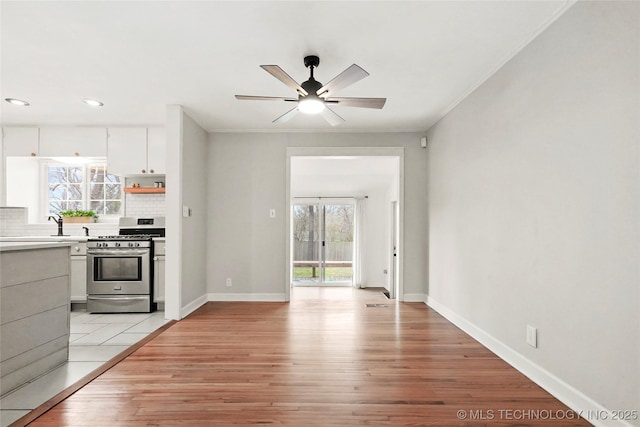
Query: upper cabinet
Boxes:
[
  {"xmin": 107, "ymin": 128, "xmax": 147, "ymax": 175},
  {"xmin": 107, "ymin": 127, "xmax": 165, "ymax": 176},
  {"xmin": 146, "ymin": 128, "xmax": 166, "ymax": 175},
  {"xmin": 2, "ymin": 127, "xmax": 40, "ymax": 156},
  {"xmin": 40, "ymin": 127, "xmax": 107, "ymax": 157}
]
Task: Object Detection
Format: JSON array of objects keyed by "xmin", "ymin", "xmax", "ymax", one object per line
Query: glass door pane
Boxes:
[
  {"xmin": 322, "ymin": 205, "xmax": 354, "ymax": 284},
  {"xmin": 293, "ymin": 204, "xmax": 321, "ymax": 283}
]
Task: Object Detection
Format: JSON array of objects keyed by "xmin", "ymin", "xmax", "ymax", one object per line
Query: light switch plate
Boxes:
[{"xmin": 182, "ymin": 205, "xmax": 191, "ymax": 217}]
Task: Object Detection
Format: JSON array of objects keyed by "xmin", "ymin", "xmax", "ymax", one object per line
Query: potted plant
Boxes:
[{"xmin": 58, "ymin": 209, "xmax": 98, "ymax": 223}]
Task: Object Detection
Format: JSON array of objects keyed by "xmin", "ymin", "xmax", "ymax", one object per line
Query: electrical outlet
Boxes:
[
  {"xmin": 225, "ymin": 278, "xmax": 232, "ymax": 287},
  {"xmin": 526, "ymin": 325, "xmax": 537, "ymax": 348}
]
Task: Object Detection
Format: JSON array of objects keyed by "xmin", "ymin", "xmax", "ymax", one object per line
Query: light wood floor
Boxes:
[{"xmin": 27, "ymin": 288, "xmax": 589, "ymax": 426}]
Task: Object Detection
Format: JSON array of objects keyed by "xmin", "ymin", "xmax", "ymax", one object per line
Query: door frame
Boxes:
[
  {"xmin": 389, "ymin": 200, "xmax": 399, "ymax": 299},
  {"xmin": 285, "ymin": 147, "xmax": 404, "ymax": 301}
]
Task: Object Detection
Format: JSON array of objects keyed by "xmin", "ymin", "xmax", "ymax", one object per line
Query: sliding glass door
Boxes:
[
  {"xmin": 292, "ymin": 204, "xmax": 321, "ymax": 284},
  {"xmin": 292, "ymin": 202, "xmax": 354, "ymax": 285}
]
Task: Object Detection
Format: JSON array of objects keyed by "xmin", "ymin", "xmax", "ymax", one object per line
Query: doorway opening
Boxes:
[
  {"xmin": 292, "ymin": 201, "xmax": 355, "ymax": 286},
  {"xmin": 286, "ymin": 147, "xmax": 404, "ymax": 302}
]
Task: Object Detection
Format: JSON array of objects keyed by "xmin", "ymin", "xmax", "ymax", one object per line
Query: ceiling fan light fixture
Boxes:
[
  {"xmin": 235, "ymin": 55, "xmax": 385, "ymax": 125},
  {"xmin": 298, "ymin": 97, "xmax": 325, "ymax": 115}
]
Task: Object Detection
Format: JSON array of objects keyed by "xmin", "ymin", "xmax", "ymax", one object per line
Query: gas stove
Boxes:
[
  {"xmin": 87, "ymin": 239, "xmax": 152, "ymax": 249},
  {"xmin": 87, "ymin": 237, "xmax": 154, "ymax": 313},
  {"xmin": 87, "ymin": 217, "xmax": 164, "ymax": 250},
  {"xmin": 118, "ymin": 216, "xmax": 165, "ymax": 237},
  {"xmin": 91, "ymin": 235, "xmax": 154, "ymax": 240}
]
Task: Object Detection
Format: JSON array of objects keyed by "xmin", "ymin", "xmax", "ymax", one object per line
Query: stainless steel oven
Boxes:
[
  {"xmin": 86, "ymin": 217, "xmax": 165, "ymax": 313},
  {"xmin": 87, "ymin": 237, "xmax": 153, "ymax": 313}
]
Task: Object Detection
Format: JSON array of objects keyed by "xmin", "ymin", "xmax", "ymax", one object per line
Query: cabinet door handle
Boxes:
[
  {"xmin": 141, "ymin": 169, "xmax": 146, "ymax": 173},
  {"xmin": 149, "ymin": 169, "xmax": 154, "ymax": 173},
  {"xmin": 74, "ymin": 152, "xmax": 80, "ymax": 157},
  {"xmin": 30, "ymin": 152, "xmax": 36, "ymax": 157},
  {"xmin": 153, "ymin": 256, "xmax": 158, "ymax": 261}
]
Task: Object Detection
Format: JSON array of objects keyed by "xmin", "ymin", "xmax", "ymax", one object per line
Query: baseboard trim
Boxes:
[
  {"xmin": 402, "ymin": 293, "xmax": 427, "ymax": 302},
  {"xmin": 180, "ymin": 294, "xmax": 208, "ymax": 318},
  {"xmin": 207, "ymin": 293, "xmax": 287, "ymax": 302},
  {"xmin": 425, "ymin": 295, "xmax": 632, "ymax": 427}
]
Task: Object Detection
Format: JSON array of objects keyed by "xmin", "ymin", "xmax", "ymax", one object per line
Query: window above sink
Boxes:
[{"xmin": 6, "ymin": 156, "xmax": 124, "ymax": 223}]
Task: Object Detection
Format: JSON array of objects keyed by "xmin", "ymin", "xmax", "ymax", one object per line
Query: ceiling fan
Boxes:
[{"xmin": 235, "ymin": 55, "xmax": 386, "ymax": 126}]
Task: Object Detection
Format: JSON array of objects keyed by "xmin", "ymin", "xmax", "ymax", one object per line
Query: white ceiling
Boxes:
[{"xmin": 1, "ymin": 1, "xmax": 574, "ymax": 133}]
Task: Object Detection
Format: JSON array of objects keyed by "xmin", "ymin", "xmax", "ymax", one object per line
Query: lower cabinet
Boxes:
[
  {"xmin": 70, "ymin": 243, "xmax": 87, "ymax": 303},
  {"xmin": 153, "ymin": 240, "xmax": 165, "ymax": 303}
]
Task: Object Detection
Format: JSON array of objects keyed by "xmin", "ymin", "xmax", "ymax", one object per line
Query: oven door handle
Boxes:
[
  {"xmin": 87, "ymin": 249, "xmax": 149, "ymax": 256},
  {"xmin": 87, "ymin": 296, "xmax": 149, "ymax": 301}
]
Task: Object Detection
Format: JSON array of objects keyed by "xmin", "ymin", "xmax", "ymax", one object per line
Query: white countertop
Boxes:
[
  {"xmin": 0, "ymin": 236, "xmax": 89, "ymax": 242},
  {"xmin": 0, "ymin": 241, "xmax": 72, "ymax": 252}
]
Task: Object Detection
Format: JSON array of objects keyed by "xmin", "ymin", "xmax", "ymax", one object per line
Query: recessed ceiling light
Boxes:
[
  {"xmin": 5, "ymin": 98, "xmax": 30, "ymax": 106},
  {"xmin": 83, "ymin": 98, "xmax": 104, "ymax": 107}
]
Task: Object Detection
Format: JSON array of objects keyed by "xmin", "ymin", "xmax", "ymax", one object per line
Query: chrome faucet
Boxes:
[
  {"xmin": 82, "ymin": 226, "xmax": 89, "ymax": 237},
  {"xmin": 48, "ymin": 214, "xmax": 64, "ymax": 236}
]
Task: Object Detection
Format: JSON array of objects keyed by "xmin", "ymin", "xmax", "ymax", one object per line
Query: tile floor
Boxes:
[{"xmin": 0, "ymin": 310, "xmax": 170, "ymax": 427}]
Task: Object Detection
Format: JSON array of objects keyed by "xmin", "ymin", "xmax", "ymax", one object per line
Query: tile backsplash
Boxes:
[
  {"xmin": 125, "ymin": 193, "xmax": 166, "ymax": 217},
  {"xmin": 0, "ymin": 206, "xmax": 119, "ymax": 237},
  {"xmin": 0, "ymin": 207, "xmax": 28, "ymax": 236},
  {"xmin": 124, "ymin": 176, "xmax": 166, "ymax": 217}
]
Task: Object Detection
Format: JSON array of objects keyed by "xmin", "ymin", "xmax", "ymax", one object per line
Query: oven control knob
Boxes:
[
  {"xmin": 136, "ymin": 242, "xmax": 140, "ymax": 247},
  {"xmin": 115, "ymin": 242, "xmax": 120, "ymax": 247},
  {"xmin": 128, "ymin": 242, "xmax": 134, "ymax": 247}
]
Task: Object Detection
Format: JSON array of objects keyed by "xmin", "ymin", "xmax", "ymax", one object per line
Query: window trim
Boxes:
[{"xmin": 40, "ymin": 160, "xmax": 124, "ymax": 221}]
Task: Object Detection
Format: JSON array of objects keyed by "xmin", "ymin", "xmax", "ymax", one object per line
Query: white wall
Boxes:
[
  {"xmin": 207, "ymin": 133, "xmax": 427, "ymax": 300},
  {"xmin": 426, "ymin": 0, "xmax": 639, "ymax": 420},
  {"xmin": 180, "ymin": 113, "xmax": 208, "ymax": 308},
  {"xmin": 165, "ymin": 105, "xmax": 209, "ymax": 319},
  {"xmin": 362, "ymin": 186, "xmax": 390, "ymax": 287}
]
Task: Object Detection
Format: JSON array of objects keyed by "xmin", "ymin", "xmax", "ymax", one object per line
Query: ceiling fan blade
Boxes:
[
  {"xmin": 261, "ymin": 65, "xmax": 308, "ymax": 96},
  {"xmin": 273, "ymin": 107, "xmax": 299, "ymax": 124},
  {"xmin": 325, "ymin": 97, "xmax": 386, "ymax": 109},
  {"xmin": 235, "ymin": 95, "xmax": 297, "ymax": 102},
  {"xmin": 316, "ymin": 64, "xmax": 369, "ymax": 97},
  {"xmin": 321, "ymin": 106, "xmax": 345, "ymax": 127}
]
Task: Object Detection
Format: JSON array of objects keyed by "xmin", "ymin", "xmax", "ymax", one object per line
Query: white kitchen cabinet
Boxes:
[
  {"xmin": 107, "ymin": 128, "xmax": 148, "ymax": 176},
  {"xmin": 107, "ymin": 127, "xmax": 165, "ymax": 176},
  {"xmin": 70, "ymin": 242, "xmax": 87, "ymax": 303},
  {"xmin": 146, "ymin": 127, "xmax": 166, "ymax": 175},
  {"xmin": 2, "ymin": 127, "xmax": 39, "ymax": 157},
  {"xmin": 39, "ymin": 127, "xmax": 107, "ymax": 157},
  {"xmin": 153, "ymin": 240, "xmax": 165, "ymax": 304}
]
